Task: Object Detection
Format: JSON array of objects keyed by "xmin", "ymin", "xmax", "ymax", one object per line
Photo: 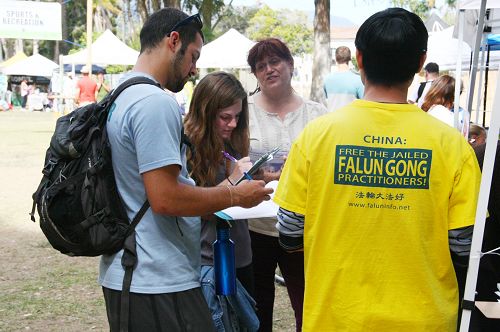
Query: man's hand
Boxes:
[{"xmin": 231, "ymin": 180, "xmax": 273, "ymax": 208}]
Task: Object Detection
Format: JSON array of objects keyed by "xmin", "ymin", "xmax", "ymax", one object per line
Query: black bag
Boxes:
[
  {"xmin": 30, "ymin": 76, "xmax": 163, "ymax": 332},
  {"xmin": 30, "ymin": 76, "xmax": 160, "ymax": 256},
  {"xmin": 416, "ymin": 81, "xmax": 428, "ymax": 103}
]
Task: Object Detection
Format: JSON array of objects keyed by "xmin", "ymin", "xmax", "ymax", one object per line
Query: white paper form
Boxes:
[{"xmin": 215, "ymin": 181, "xmax": 279, "ymax": 220}]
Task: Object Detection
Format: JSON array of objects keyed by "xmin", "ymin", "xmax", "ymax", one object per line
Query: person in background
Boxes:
[
  {"xmin": 408, "ymin": 61, "xmax": 439, "ymax": 108},
  {"xmin": 274, "ymin": 8, "xmax": 481, "ymax": 331},
  {"xmin": 75, "ymin": 65, "xmax": 98, "ymax": 106},
  {"xmin": 246, "ymin": 37, "xmax": 327, "ymax": 332},
  {"xmin": 96, "ymin": 71, "xmax": 111, "ymax": 102},
  {"xmin": 421, "ymin": 74, "xmax": 469, "ymax": 136},
  {"xmin": 421, "ymin": 75, "xmax": 456, "ymax": 126},
  {"xmin": 323, "ymin": 46, "xmax": 364, "ymax": 112},
  {"xmin": 184, "ymin": 71, "xmax": 259, "ymax": 330},
  {"xmin": 20, "ymin": 79, "xmax": 29, "ymax": 109},
  {"xmin": 101, "ymin": 8, "xmax": 272, "ymax": 331},
  {"xmin": 469, "ymin": 123, "xmax": 487, "ymax": 148}
]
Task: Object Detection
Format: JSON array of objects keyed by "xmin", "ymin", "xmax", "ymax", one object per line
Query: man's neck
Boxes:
[
  {"xmin": 336, "ymin": 63, "xmax": 349, "ymax": 72},
  {"xmin": 363, "ymin": 81, "xmax": 410, "ymax": 104},
  {"xmin": 133, "ymin": 52, "xmax": 167, "ymax": 87}
]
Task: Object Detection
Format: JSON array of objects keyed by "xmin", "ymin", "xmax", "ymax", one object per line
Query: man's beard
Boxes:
[{"xmin": 169, "ymin": 50, "xmax": 189, "ymax": 93}]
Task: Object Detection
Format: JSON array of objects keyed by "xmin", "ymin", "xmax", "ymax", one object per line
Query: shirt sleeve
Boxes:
[
  {"xmin": 129, "ymin": 93, "xmax": 183, "ymax": 174},
  {"xmin": 408, "ymin": 84, "xmax": 419, "ymax": 103},
  {"xmin": 273, "ymin": 130, "xmax": 310, "ymax": 215},
  {"xmin": 448, "ymin": 147, "xmax": 482, "ymax": 230},
  {"xmin": 276, "ymin": 207, "xmax": 305, "ymax": 251}
]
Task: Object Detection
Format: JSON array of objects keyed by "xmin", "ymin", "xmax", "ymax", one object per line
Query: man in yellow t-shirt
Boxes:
[{"xmin": 274, "ymin": 8, "xmax": 481, "ymax": 332}]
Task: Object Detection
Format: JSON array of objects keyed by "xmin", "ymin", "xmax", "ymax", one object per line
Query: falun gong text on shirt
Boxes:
[{"xmin": 334, "ymin": 144, "xmax": 432, "ymax": 189}]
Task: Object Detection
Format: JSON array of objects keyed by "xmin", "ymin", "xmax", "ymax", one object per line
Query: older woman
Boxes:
[{"xmin": 246, "ymin": 38, "xmax": 327, "ymax": 332}]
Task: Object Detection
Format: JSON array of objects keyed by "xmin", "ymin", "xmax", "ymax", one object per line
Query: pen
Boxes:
[
  {"xmin": 243, "ymin": 172, "xmax": 252, "ymax": 180},
  {"xmin": 222, "ymin": 150, "xmax": 238, "ymax": 162}
]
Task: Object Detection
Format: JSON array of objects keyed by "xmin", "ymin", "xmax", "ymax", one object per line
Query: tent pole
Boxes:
[
  {"xmin": 466, "ymin": 0, "xmax": 487, "ymax": 118},
  {"xmin": 459, "ymin": 55, "xmax": 500, "ymax": 332},
  {"xmin": 474, "ymin": 36, "xmax": 487, "ymax": 125},
  {"xmin": 482, "ymin": 45, "xmax": 490, "ymax": 127},
  {"xmin": 86, "ymin": 0, "xmax": 93, "ymax": 73},
  {"xmin": 455, "ymin": 10, "xmax": 466, "ymax": 135}
]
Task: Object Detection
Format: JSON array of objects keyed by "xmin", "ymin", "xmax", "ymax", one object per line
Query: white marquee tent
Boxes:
[
  {"xmin": 196, "ymin": 29, "xmax": 255, "ymax": 69},
  {"xmin": 426, "ymin": 26, "xmax": 472, "ymax": 70},
  {"xmin": 0, "ymin": 53, "xmax": 58, "ymax": 76},
  {"xmin": 63, "ymin": 29, "xmax": 139, "ymax": 66}
]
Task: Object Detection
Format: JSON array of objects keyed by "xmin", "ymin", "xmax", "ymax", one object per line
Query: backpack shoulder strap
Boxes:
[
  {"xmin": 416, "ymin": 81, "xmax": 427, "ymax": 102},
  {"xmin": 106, "ymin": 76, "xmax": 161, "ymax": 108}
]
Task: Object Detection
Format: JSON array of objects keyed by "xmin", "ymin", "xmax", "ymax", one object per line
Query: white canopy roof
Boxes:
[
  {"xmin": 63, "ymin": 29, "xmax": 139, "ymax": 66},
  {"xmin": 1, "ymin": 53, "xmax": 58, "ymax": 76},
  {"xmin": 197, "ymin": 29, "xmax": 255, "ymax": 69},
  {"xmin": 426, "ymin": 26, "xmax": 473, "ymax": 70},
  {"xmin": 458, "ymin": 0, "xmax": 500, "ymax": 9}
]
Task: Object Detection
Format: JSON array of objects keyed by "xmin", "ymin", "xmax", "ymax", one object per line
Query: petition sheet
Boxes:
[{"xmin": 216, "ymin": 181, "xmax": 278, "ymax": 220}]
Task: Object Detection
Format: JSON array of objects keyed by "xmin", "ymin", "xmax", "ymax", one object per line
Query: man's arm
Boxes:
[
  {"xmin": 276, "ymin": 207, "xmax": 304, "ymax": 252},
  {"xmin": 143, "ymin": 164, "xmax": 273, "ymax": 217}
]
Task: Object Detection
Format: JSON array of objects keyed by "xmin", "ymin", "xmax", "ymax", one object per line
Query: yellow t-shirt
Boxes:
[{"xmin": 274, "ymin": 100, "xmax": 481, "ymax": 332}]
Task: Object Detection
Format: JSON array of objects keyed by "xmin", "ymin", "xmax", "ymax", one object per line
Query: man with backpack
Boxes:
[
  {"xmin": 408, "ymin": 61, "xmax": 439, "ymax": 108},
  {"xmin": 100, "ymin": 8, "xmax": 272, "ymax": 331}
]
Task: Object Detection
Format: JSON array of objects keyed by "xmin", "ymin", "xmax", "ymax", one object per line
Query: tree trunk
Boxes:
[
  {"xmin": 310, "ymin": 0, "xmax": 330, "ymax": 104},
  {"xmin": 137, "ymin": 0, "xmax": 148, "ymax": 23},
  {"xmin": 200, "ymin": 0, "xmax": 214, "ymax": 32},
  {"xmin": 151, "ymin": 0, "xmax": 161, "ymax": 12},
  {"xmin": 163, "ymin": 0, "xmax": 181, "ymax": 8}
]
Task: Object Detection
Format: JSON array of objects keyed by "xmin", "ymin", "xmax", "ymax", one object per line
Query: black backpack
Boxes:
[{"xmin": 30, "ymin": 76, "xmax": 161, "ymax": 332}]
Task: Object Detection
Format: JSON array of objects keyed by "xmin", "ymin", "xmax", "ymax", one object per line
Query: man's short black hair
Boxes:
[
  {"xmin": 139, "ymin": 8, "xmax": 204, "ymax": 54},
  {"xmin": 355, "ymin": 8, "xmax": 428, "ymax": 86},
  {"xmin": 424, "ymin": 62, "xmax": 439, "ymax": 74}
]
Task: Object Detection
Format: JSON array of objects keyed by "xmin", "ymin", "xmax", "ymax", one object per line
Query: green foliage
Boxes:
[
  {"xmin": 214, "ymin": 5, "xmax": 259, "ymax": 37},
  {"xmin": 106, "ymin": 65, "xmax": 133, "ymax": 74},
  {"xmin": 246, "ymin": 5, "xmax": 313, "ymax": 56},
  {"xmin": 390, "ymin": 0, "xmax": 431, "ymax": 19}
]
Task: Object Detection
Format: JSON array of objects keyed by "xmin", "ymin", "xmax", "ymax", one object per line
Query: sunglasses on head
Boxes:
[{"xmin": 168, "ymin": 13, "xmax": 203, "ymax": 36}]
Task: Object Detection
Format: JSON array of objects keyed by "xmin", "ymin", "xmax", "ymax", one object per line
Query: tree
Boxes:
[
  {"xmin": 213, "ymin": 5, "xmax": 259, "ymax": 37},
  {"xmin": 310, "ymin": 0, "xmax": 330, "ymax": 103},
  {"xmin": 246, "ymin": 5, "xmax": 313, "ymax": 56}
]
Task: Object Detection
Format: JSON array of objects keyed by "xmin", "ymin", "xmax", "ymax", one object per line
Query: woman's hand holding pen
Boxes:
[{"xmin": 228, "ymin": 156, "xmax": 252, "ymax": 184}]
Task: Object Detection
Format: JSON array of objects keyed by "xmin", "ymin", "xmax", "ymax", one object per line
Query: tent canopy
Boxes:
[
  {"xmin": 63, "ymin": 29, "xmax": 139, "ymax": 66},
  {"xmin": 1, "ymin": 53, "xmax": 58, "ymax": 77},
  {"xmin": 426, "ymin": 26, "xmax": 472, "ymax": 70},
  {"xmin": 197, "ymin": 29, "xmax": 255, "ymax": 69},
  {"xmin": 0, "ymin": 52, "xmax": 28, "ymax": 68}
]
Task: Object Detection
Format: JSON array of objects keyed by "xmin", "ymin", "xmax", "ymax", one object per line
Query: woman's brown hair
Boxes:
[
  {"xmin": 247, "ymin": 38, "xmax": 294, "ymax": 74},
  {"xmin": 184, "ymin": 72, "xmax": 249, "ymax": 187},
  {"xmin": 421, "ymin": 75, "xmax": 455, "ymax": 112}
]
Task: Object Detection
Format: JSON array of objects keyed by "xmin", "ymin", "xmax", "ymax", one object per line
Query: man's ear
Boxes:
[
  {"xmin": 417, "ymin": 53, "xmax": 427, "ymax": 73},
  {"xmin": 356, "ymin": 49, "xmax": 363, "ymax": 71},
  {"xmin": 167, "ymin": 31, "xmax": 181, "ymax": 52}
]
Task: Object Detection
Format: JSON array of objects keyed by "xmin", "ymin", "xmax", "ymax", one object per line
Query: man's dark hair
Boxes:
[
  {"xmin": 139, "ymin": 8, "xmax": 204, "ymax": 55},
  {"xmin": 424, "ymin": 62, "xmax": 439, "ymax": 74},
  {"xmin": 355, "ymin": 8, "xmax": 428, "ymax": 86}
]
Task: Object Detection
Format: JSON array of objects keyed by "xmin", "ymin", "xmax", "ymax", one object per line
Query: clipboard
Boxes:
[{"xmin": 234, "ymin": 146, "xmax": 280, "ymax": 185}]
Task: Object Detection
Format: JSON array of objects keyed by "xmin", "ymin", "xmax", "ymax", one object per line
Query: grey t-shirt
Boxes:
[
  {"xmin": 99, "ymin": 72, "xmax": 201, "ymax": 294},
  {"xmin": 200, "ymin": 150, "xmax": 252, "ymax": 268}
]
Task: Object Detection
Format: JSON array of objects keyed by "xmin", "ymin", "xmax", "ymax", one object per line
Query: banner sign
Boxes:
[
  {"xmin": 335, "ymin": 145, "xmax": 432, "ymax": 189},
  {"xmin": 0, "ymin": 1, "xmax": 62, "ymax": 40}
]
